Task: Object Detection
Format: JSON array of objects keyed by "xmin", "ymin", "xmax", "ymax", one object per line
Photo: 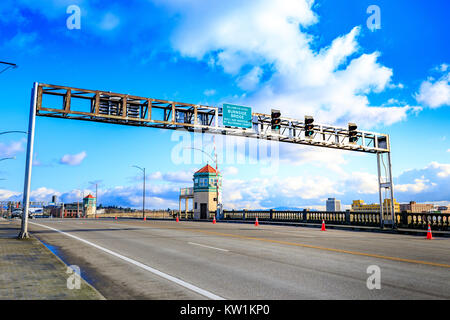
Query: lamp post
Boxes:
[
  {"xmin": 132, "ymin": 165, "xmax": 145, "ymax": 219},
  {"xmin": 0, "ymin": 131, "xmax": 27, "ymax": 136},
  {"xmin": 0, "ymin": 61, "xmax": 18, "ymax": 75},
  {"xmin": 0, "ymin": 157, "xmax": 16, "ymax": 162},
  {"xmin": 88, "ymin": 181, "xmax": 99, "ymax": 215}
]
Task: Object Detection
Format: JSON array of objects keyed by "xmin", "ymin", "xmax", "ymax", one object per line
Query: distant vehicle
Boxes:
[
  {"xmin": 11, "ymin": 209, "xmax": 34, "ymax": 219},
  {"xmin": 11, "ymin": 209, "xmax": 22, "ymax": 218}
]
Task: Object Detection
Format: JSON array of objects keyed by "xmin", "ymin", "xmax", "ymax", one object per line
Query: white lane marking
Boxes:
[
  {"xmin": 188, "ymin": 242, "xmax": 229, "ymax": 252},
  {"xmin": 29, "ymin": 222, "xmax": 225, "ymax": 300}
]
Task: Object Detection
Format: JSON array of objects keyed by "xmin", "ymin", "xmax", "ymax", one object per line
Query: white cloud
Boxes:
[
  {"xmin": 59, "ymin": 151, "xmax": 87, "ymax": 166},
  {"xmin": 147, "ymin": 169, "xmax": 194, "ymax": 183},
  {"xmin": 99, "ymin": 12, "xmax": 120, "ymax": 31},
  {"xmin": 431, "ymin": 162, "xmax": 450, "ymax": 178},
  {"xmin": 395, "ymin": 161, "xmax": 450, "ymax": 202},
  {"xmin": 416, "ymin": 65, "xmax": 450, "ymax": 108},
  {"xmin": 345, "ymin": 172, "xmax": 379, "ymax": 194},
  {"xmin": 396, "ymin": 178, "xmax": 432, "ymax": 194},
  {"xmin": 0, "ymin": 189, "xmax": 21, "ymax": 201},
  {"xmin": 204, "ymin": 89, "xmax": 216, "ymax": 96},
  {"xmin": 3, "ymin": 31, "xmax": 38, "ymax": 49},
  {"xmin": 237, "ymin": 66, "xmax": 263, "ymax": 90},
  {"xmin": 223, "ymin": 166, "xmax": 239, "ymax": 176},
  {"xmin": 30, "ymin": 187, "xmax": 60, "ymax": 201},
  {"xmin": 163, "ymin": 0, "xmax": 415, "ymax": 128},
  {"xmin": 0, "ymin": 139, "xmax": 24, "ymax": 157}
]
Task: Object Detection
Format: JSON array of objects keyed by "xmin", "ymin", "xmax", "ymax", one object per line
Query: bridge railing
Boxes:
[
  {"xmin": 396, "ymin": 212, "xmax": 450, "ymax": 230},
  {"xmin": 221, "ymin": 210, "xmax": 449, "ymax": 230}
]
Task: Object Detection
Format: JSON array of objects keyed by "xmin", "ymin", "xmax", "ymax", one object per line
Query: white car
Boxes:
[{"xmin": 11, "ymin": 209, "xmax": 34, "ymax": 219}]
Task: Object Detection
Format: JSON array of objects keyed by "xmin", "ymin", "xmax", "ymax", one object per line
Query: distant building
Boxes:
[
  {"xmin": 50, "ymin": 203, "xmax": 82, "ymax": 218},
  {"xmin": 351, "ymin": 199, "xmax": 400, "ymax": 214},
  {"xmin": 400, "ymin": 201, "xmax": 434, "ymax": 213},
  {"xmin": 326, "ymin": 198, "xmax": 341, "ymax": 212},
  {"xmin": 436, "ymin": 206, "xmax": 450, "ymax": 213}
]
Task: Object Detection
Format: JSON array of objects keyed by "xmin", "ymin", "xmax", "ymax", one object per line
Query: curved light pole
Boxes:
[
  {"xmin": 0, "ymin": 131, "xmax": 27, "ymax": 136},
  {"xmin": 0, "ymin": 156, "xmax": 16, "ymax": 162},
  {"xmin": 132, "ymin": 165, "xmax": 146, "ymax": 219},
  {"xmin": 0, "ymin": 61, "xmax": 18, "ymax": 75}
]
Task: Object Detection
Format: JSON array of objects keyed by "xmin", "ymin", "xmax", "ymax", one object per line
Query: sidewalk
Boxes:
[{"xmin": 0, "ymin": 219, "xmax": 104, "ymax": 300}]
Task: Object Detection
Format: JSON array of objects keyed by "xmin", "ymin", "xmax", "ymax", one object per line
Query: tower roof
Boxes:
[
  {"xmin": 195, "ymin": 164, "xmax": 217, "ymax": 174},
  {"xmin": 84, "ymin": 194, "xmax": 95, "ymax": 199}
]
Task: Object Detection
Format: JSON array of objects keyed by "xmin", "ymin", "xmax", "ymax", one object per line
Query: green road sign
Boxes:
[{"xmin": 222, "ymin": 103, "xmax": 252, "ymax": 128}]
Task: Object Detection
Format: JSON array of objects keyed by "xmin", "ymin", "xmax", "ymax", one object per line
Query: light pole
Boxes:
[
  {"xmin": 88, "ymin": 181, "xmax": 99, "ymax": 210},
  {"xmin": 0, "ymin": 157, "xmax": 16, "ymax": 162},
  {"xmin": 0, "ymin": 61, "xmax": 18, "ymax": 75},
  {"xmin": 0, "ymin": 131, "xmax": 27, "ymax": 136},
  {"xmin": 132, "ymin": 165, "xmax": 145, "ymax": 219}
]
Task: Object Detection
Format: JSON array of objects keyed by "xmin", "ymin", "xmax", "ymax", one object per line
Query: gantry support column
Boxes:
[
  {"xmin": 376, "ymin": 150, "xmax": 396, "ymax": 229},
  {"xmin": 18, "ymin": 82, "xmax": 38, "ymax": 239}
]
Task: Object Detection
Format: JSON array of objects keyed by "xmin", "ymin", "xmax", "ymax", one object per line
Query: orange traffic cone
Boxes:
[
  {"xmin": 176, "ymin": 216, "xmax": 179, "ymax": 222},
  {"xmin": 213, "ymin": 216, "xmax": 216, "ymax": 224},
  {"xmin": 426, "ymin": 224, "xmax": 433, "ymax": 240},
  {"xmin": 321, "ymin": 219, "xmax": 326, "ymax": 231},
  {"xmin": 255, "ymin": 217, "xmax": 259, "ymax": 227}
]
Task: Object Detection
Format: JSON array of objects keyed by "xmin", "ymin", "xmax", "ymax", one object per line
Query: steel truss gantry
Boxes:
[{"xmin": 18, "ymin": 82, "xmax": 395, "ymax": 237}]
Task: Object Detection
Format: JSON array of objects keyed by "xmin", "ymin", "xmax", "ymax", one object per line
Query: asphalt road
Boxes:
[{"xmin": 25, "ymin": 218, "xmax": 450, "ymax": 300}]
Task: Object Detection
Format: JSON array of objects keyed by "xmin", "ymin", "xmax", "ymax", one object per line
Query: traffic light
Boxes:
[
  {"xmin": 305, "ymin": 116, "xmax": 314, "ymax": 138},
  {"xmin": 348, "ymin": 122, "xmax": 358, "ymax": 143},
  {"xmin": 271, "ymin": 109, "xmax": 281, "ymax": 132}
]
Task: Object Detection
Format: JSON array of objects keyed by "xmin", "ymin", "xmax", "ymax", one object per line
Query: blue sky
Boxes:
[{"xmin": 0, "ymin": 0, "xmax": 449, "ymax": 210}]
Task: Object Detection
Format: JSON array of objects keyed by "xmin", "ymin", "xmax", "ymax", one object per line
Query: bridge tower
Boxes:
[
  {"xmin": 83, "ymin": 194, "xmax": 96, "ymax": 218},
  {"xmin": 193, "ymin": 164, "xmax": 221, "ymax": 219}
]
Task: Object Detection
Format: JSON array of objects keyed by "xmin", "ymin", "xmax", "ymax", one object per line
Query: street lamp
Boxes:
[
  {"xmin": 0, "ymin": 61, "xmax": 18, "ymax": 75},
  {"xmin": 132, "ymin": 165, "xmax": 146, "ymax": 219},
  {"xmin": 88, "ymin": 181, "xmax": 99, "ymax": 206},
  {"xmin": 0, "ymin": 131, "xmax": 27, "ymax": 136},
  {"xmin": 0, "ymin": 156, "xmax": 16, "ymax": 162}
]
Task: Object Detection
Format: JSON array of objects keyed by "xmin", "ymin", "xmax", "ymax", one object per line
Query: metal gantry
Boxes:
[{"xmin": 18, "ymin": 82, "xmax": 395, "ymax": 237}]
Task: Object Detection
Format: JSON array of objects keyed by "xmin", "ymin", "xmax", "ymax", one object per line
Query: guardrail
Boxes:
[
  {"xmin": 396, "ymin": 212, "xmax": 450, "ymax": 230},
  {"xmin": 220, "ymin": 210, "xmax": 449, "ymax": 230}
]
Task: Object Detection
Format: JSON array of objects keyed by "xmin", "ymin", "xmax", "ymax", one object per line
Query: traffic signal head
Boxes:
[
  {"xmin": 348, "ymin": 122, "xmax": 358, "ymax": 143},
  {"xmin": 305, "ymin": 116, "xmax": 314, "ymax": 138},
  {"xmin": 271, "ymin": 109, "xmax": 281, "ymax": 132}
]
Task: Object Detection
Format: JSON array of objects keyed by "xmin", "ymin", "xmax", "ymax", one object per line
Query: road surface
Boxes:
[{"xmin": 25, "ymin": 218, "xmax": 450, "ymax": 300}]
